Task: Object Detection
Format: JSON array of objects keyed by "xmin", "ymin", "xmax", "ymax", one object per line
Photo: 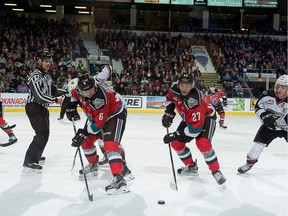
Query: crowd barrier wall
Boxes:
[{"xmin": 1, "ymin": 93, "xmax": 256, "ymax": 115}]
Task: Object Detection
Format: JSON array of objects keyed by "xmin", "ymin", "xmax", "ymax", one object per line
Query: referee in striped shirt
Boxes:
[{"xmin": 23, "ymin": 51, "xmax": 65, "ymax": 173}]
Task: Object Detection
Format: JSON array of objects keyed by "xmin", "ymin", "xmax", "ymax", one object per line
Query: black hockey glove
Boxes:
[
  {"xmin": 260, "ymin": 112, "xmax": 276, "ymax": 130},
  {"xmin": 66, "ymin": 104, "xmax": 80, "ymax": 121},
  {"xmin": 223, "ymin": 98, "xmax": 228, "ymax": 106},
  {"xmin": 71, "ymin": 128, "xmax": 89, "ymax": 147},
  {"xmin": 163, "ymin": 131, "xmax": 181, "ymax": 144},
  {"xmin": 162, "ymin": 111, "xmax": 176, "ymax": 128}
]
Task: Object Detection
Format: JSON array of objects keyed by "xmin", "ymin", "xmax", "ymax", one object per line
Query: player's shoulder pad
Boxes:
[{"xmin": 262, "ymin": 89, "xmax": 275, "ymax": 97}]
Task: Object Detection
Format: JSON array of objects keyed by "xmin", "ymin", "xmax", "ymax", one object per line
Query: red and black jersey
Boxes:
[
  {"xmin": 205, "ymin": 89, "xmax": 226, "ymax": 108},
  {"xmin": 166, "ymin": 84, "xmax": 215, "ymax": 137},
  {"xmin": 71, "ymin": 83, "xmax": 126, "ymax": 134}
]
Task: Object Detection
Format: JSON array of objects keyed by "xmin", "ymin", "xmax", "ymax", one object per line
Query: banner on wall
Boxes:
[
  {"xmin": 1, "ymin": 93, "xmax": 255, "ymax": 113},
  {"xmin": 123, "ymin": 96, "xmax": 143, "ymax": 109},
  {"xmin": 146, "ymin": 96, "xmax": 166, "ymax": 109},
  {"xmin": 0, "ymin": 93, "xmax": 27, "ymax": 108}
]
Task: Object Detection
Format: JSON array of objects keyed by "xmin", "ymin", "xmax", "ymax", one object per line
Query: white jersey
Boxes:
[
  {"xmin": 94, "ymin": 65, "xmax": 112, "ymax": 84},
  {"xmin": 255, "ymin": 89, "xmax": 288, "ymax": 130},
  {"xmin": 68, "ymin": 65, "xmax": 112, "ymax": 96}
]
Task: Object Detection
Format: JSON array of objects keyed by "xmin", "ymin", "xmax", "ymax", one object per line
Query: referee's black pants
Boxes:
[{"xmin": 24, "ymin": 102, "xmax": 50, "ymax": 164}]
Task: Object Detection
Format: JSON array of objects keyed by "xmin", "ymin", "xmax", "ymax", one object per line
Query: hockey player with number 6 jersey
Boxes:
[
  {"xmin": 238, "ymin": 74, "xmax": 288, "ymax": 174},
  {"xmin": 68, "ymin": 72, "xmax": 133, "ymax": 195}
]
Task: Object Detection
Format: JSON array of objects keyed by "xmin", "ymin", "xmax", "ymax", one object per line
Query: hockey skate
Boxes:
[
  {"xmin": 99, "ymin": 155, "xmax": 108, "ymax": 165},
  {"xmin": 0, "ymin": 123, "xmax": 16, "ymax": 130},
  {"xmin": 212, "ymin": 170, "xmax": 226, "ymax": 185},
  {"xmin": 105, "ymin": 174, "xmax": 130, "ymax": 195},
  {"xmin": 238, "ymin": 161, "xmax": 257, "ymax": 174},
  {"xmin": 22, "ymin": 163, "xmax": 42, "ymax": 174},
  {"xmin": 39, "ymin": 157, "xmax": 46, "ymax": 165},
  {"xmin": 122, "ymin": 164, "xmax": 134, "ymax": 181},
  {"xmin": 177, "ymin": 163, "xmax": 198, "ymax": 176},
  {"xmin": 79, "ymin": 162, "xmax": 99, "ymax": 180},
  {"xmin": 219, "ymin": 123, "xmax": 227, "ymax": 129},
  {"xmin": 0, "ymin": 133, "xmax": 17, "ymax": 147}
]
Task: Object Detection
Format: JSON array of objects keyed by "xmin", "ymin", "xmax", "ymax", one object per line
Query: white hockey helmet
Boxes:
[{"xmin": 274, "ymin": 74, "xmax": 288, "ymax": 96}]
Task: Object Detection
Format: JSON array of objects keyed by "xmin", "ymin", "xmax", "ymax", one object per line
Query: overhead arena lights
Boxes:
[
  {"xmin": 78, "ymin": 11, "xmax": 90, "ymax": 14},
  {"xmin": 4, "ymin": 3, "xmax": 17, "ymax": 6},
  {"xmin": 40, "ymin": 5, "xmax": 52, "ymax": 8},
  {"xmin": 45, "ymin": 10, "xmax": 56, "ymax": 13},
  {"xmin": 12, "ymin": 8, "xmax": 24, "ymax": 11},
  {"xmin": 75, "ymin": 6, "xmax": 87, "ymax": 9}
]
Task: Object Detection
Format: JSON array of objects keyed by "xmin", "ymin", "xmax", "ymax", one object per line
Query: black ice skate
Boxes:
[
  {"xmin": 105, "ymin": 174, "xmax": 130, "ymax": 195},
  {"xmin": 219, "ymin": 123, "xmax": 227, "ymax": 129},
  {"xmin": 0, "ymin": 123, "xmax": 16, "ymax": 130},
  {"xmin": 177, "ymin": 162, "xmax": 198, "ymax": 176},
  {"xmin": 79, "ymin": 162, "xmax": 98, "ymax": 180},
  {"xmin": 0, "ymin": 133, "xmax": 17, "ymax": 147},
  {"xmin": 212, "ymin": 170, "xmax": 226, "ymax": 185},
  {"xmin": 238, "ymin": 160, "xmax": 257, "ymax": 174},
  {"xmin": 39, "ymin": 157, "xmax": 46, "ymax": 165},
  {"xmin": 23, "ymin": 163, "xmax": 43, "ymax": 174},
  {"xmin": 122, "ymin": 164, "xmax": 134, "ymax": 181}
]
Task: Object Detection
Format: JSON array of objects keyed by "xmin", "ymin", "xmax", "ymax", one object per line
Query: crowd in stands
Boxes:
[
  {"xmin": 96, "ymin": 29, "xmax": 287, "ymax": 98},
  {"xmin": 206, "ymin": 34, "xmax": 287, "ymax": 97},
  {"xmin": 1, "ymin": 11, "xmax": 287, "ymax": 99},
  {"xmin": 0, "ymin": 10, "xmax": 88, "ymax": 93}
]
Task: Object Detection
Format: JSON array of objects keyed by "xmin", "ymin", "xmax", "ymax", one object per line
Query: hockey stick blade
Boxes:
[
  {"xmin": 89, "ymin": 193, "xmax": 93, "ymax": 201},
  {"xmin": 169, "ymin": 182, "xmax": 178, "ymax": 191}
]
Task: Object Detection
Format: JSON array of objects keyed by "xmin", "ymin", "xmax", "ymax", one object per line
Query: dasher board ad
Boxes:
[{"xmin": 207, "ymin": 0, "xmax": 242, "ymax": 7}]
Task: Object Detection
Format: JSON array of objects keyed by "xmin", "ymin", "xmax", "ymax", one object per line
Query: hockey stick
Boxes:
[
  {"xmin": 72, "ymin": 118, "xmax": 93, "ymax": 201},
  {"xmin": 71, "ymin": 118, "xmax": 88, "ymax": 171},
  {"xmin": 166, "ymin": 128, "xmax": 178, "ymax": 191}
]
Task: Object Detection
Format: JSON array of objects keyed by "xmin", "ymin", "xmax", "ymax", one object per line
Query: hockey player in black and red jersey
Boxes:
[
  {"xmin": 67, "ymin": 73, "xmax": 133, "ymax": 195},
  {"xmin": 162, "ymin": 71, "xmax": 226, "ymax": 185},
  {"xmin": 0, "ymin": 98, "xmax": 17, "ymax": 147},
  {"xmin": 238, "ymin": 75, "xmax": 288, "ymax": 174},
  {"xmin": 66, "ymin": 65, "xmax": 127, "ymax": 167},
  {"xmin": 205, "ymin": 82, "xmax": 228, "ymax": 129}
]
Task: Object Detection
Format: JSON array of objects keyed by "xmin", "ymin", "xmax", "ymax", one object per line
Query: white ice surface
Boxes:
[{"xmin": 0, "ymin": 112, "xmax": 287, "ymax": 216}]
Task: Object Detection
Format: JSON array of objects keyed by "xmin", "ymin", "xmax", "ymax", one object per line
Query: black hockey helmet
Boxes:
[
  {"xmin": 209, "ymin": 82, "xmax": 216, "ymax": 88},
  {"xmin": 35, "ymin": 50, "xmax": 51, "ymax": 62},
  {"xmin": 178, "ymin": 71, "xmax": 194, "ymax": 86},
  {"xmin": 78, "ymin": 73, "xmax": 95, "ymax": 91}
]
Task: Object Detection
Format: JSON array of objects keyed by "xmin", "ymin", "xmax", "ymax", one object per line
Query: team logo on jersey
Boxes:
[
  {"xmin": 186, "ymin": 97, "xmax": 198, "ymax": 108},
  {"xmin": 92, "ymin": 98, "xmax": 105, "ymax": 109},
  {"xmin": 265, "ymin": 99, "xmax": 274, "ymax": 105},
  {"xmin": 210, "ymin": 98, "xmax": 218, "ymax": 106}
]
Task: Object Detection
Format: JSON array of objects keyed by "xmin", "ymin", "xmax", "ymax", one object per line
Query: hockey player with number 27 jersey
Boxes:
[
  {"xmin": 238, "ymin": 74, "xmax": 288, "ymax": 174},
  {"xmin": 162, "ymin": 71, "xmax": 226, "ymax": 185}
]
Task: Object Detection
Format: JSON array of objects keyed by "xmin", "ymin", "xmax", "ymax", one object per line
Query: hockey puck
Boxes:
[{"xmin": 158, "ymin": 200, "xmax": 165, "ymax": 205}]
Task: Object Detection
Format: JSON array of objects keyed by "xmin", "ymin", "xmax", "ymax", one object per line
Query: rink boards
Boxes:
[{"xmin": 1, "ymin": 93, "xmax": 257, "ymax": 115}]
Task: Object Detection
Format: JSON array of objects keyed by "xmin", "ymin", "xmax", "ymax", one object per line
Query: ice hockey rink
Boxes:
[{"xmin": 0, "ymin": 112, "xmax": 287, "ymax": 216}]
